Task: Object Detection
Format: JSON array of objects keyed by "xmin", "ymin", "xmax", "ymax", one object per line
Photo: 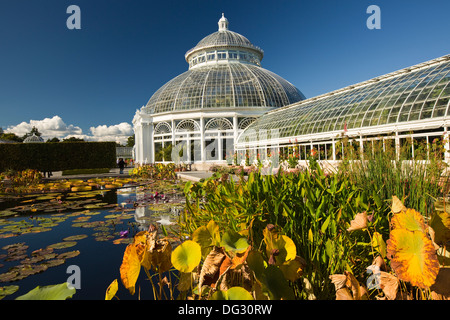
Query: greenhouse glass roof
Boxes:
[
  {"xmin": 144, "ymin": 64, "xmax": 304, "ymax": 114},
  {"xmin": 236, "ymin": 55, "xmax": 450, "ymax": 146}
]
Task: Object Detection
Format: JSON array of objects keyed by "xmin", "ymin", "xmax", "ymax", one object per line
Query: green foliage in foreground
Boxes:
[{"xmin": 181, "ymin": 156, "xmax": 447, "ymax": 299}]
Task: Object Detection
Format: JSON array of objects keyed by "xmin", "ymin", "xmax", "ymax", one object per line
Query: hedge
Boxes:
[{"xmin": 0, "ymin": 142, "xmax": 116, "ymax": 172}]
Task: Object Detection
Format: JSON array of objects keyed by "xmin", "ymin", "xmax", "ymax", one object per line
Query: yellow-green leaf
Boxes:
[
  {"xmin": 264, "ymin": 227, "xmax": 296, "ymax": 265},
  {"xmin": 171, "ymin": 240, "xmax": 201, "ymax": 273},
  {"xmin": 308, "ymin": 228, "xmax": 314, "ymax": 243},
  {"xmin": 372, "ymin": 232, "xmax": 387, "ymax": 258},
  {"xmin": 15, "ymin": 282, "xmax": 76, "ymax": 300},
  {"xmin": 387, "ymin": 229, "xmax": 440, "ymax": 288},
  {"xmin": 429, "ymin": 210, "xmax": 450, "ymax": 246},
  {"xmin": 279, "ymin": 256, "xmax": 305, "ymax": 281},
  {"xmin": 221, "ymin": 229, "xmax": 249, "ymax": 254},
  {"xmin": 391, "ymin": 208, "xmax": 427, "ymax": 232},
  {"xmin": 210, "ymin": 286, "xmax": 253, "ymax": 300},
  {"xmin": 105, "ymin": 279, "xmax": 118, "ymax": 300},
  {"xmin": 192, "ymin": 220, "xmax": 220, "ymax": 257}
]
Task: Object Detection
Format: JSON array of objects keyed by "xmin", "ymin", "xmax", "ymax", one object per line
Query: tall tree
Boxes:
[
  {"xmin": 126, "ymin": 134, "xmax": 135, "ymax": 147},
  {"xmin": 22, "ymin": 126, "xmax": 42, "ymax": 140}
]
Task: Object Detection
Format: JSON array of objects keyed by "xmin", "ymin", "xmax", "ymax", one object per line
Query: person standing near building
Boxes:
[{"xmin": 118, "ymin": 158, "xmax": 125, "ymax": 174}]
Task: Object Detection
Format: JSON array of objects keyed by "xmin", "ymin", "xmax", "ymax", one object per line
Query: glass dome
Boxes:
[
  {"xmin": 23, "ymin": 134, "xmax": 44, "ymax": 143},
  {"xmin": 185, "ymin": 14, "xmax": 264, "ymax": 64},
  {"xmin": 144, "ymin": 64, "xmax": 304, "ymax": 114},
  {"xmin": 142, "ymin": 14, "xmax": 304, "ymax": 115}
]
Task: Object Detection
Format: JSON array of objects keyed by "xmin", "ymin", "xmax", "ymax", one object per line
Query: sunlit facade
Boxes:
[
  {"xmin": 235, "ymin": 54, "xmax": 450, "ymax": 165},
  {"xmin": 133, "ymin": 14, "xmax": 304, "ymax": 167}
]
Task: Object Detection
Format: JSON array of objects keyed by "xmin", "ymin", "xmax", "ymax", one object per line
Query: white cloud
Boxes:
[
  {"xmin": 6, "ymin": 116, "xmax": 82, "ymax": 139},
  {"xmin": 5, "ymin": 116, "xmax": 133, "ymax": 145},
  {"xmin": 89, "ymin": 122, "xmax": 134, "ymax": 145}
]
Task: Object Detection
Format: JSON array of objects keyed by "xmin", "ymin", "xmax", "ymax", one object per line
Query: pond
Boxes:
[{"xmin": 0, "ymin": 180, "xmax": 185, "ymax": 300}]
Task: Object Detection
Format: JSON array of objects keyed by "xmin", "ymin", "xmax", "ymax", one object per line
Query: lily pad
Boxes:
[
  {"xmin": 104, "ymin": 214, "xmax": 122, "ymax": 219},
  {"xmin": 0, "ymin": 271, "xmax": 19, "ymax": 283},
  {"xmin": 11, "ymin": 264, "xmax": 48, "ymax": 277},
  {"xmin": 0, "ymin": 285, "xmax": 19, "ymax": 299},
  {"xmin": 57, "ymin": 250, "xmax": 80, "ymax": 260},
  {"xmin": 20, "ymin": 256, "xmax": 45, "ymax": 264},
  {"xmin": 35, "ymin": 196, "xmax": 56, "ymax": 201},
  {"xmin": 2, "ymin": 242, "xmax": 27, "ymax": 251},
  {"xmin": 0, "ymin": 211, "xmax": 17, "ymax": 218},
  {"xmin": 43, "ymin": 259, "xmax": 65, "ymax": 268},
  {"xmin": 30, "ymin": 227, "xmax": 52, "ymax": 234},
  {"xmin": 32, "ymin": 247, "xmax": 54, "ymax": 257},
  {"xmin": 83, "ymin": 204, "xmax": 102, "ymax": 209},
  {"xmin": 63, "ymin": 235, "xmax": 88, "ymax": 241},
  {"xmin": 83, "ymin": 211, "xmax": 101, "ymax": 216},
  {"xmin": 47, "ymin": 241, "xmax": 77, "ymax": 250},
  {"xmin": 94, "ymin": 235, "xmax": 114, "ymax": 242}
]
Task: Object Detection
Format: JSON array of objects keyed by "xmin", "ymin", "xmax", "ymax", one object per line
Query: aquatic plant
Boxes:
[
  {"xmin": 110, "ymin": 220, "xmax": 305, "ymax": 300},
  {"xmin": 130, "ymin": 163, "xmax": 176, "ymax": 180},
  {"xmin": 330, "ymin": 196, "xmax": 449, "ymax": 300}
]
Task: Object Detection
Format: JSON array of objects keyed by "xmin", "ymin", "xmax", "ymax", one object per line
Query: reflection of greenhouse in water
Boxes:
[
  {"xmin": 235, "ymin": 54, "xmax": 450, "ymax": 166},
  {"xmin": 134, "ymin": 205, "xmax": 182, "ymax": 231}
]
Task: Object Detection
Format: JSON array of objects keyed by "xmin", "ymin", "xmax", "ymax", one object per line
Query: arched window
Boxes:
[
  {"xmin": 176, "ymin": 119, "xmax": 200, "ymax": 132},
  {"xmin": 154, "ymin": 122, "xmax": 172, "ymax": 135},
  {"xmin": 205, "ymin": 118, "xmax": 233, "ymax": 131},
  {"xmin": 238, "ymin": 117, "xmax": 257, "ymax": 130}
]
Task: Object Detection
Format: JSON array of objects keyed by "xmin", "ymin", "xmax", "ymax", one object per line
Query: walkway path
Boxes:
[
  {"xmin": 176, "ymin": 171, "xmax": 213, "ymax": 182},
  {"xmin": 43, "ymin": 168, "xmax": 233, "ymax": 183}
]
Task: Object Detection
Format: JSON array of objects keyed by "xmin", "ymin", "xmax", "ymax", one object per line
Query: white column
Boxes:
[
  {"xmin": 141, "ymin": 122, "xmax": 153, "ymax": 164},
  {"xmin": 134, "ymin": 124, "xmax": 143, "ymax": 164},
  {"xmin": 200, "ymin": 117, "xmax": 205, "ymax": 163},
  {"xmin": 233, "ymin": 116, "xmax": 238, "ymax": 146},
  {"xmin": 218, "ymin": 132, "xmax": 223, "ymax": 161}
]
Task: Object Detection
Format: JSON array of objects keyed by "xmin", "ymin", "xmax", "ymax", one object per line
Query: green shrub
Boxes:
[
  {"xmin": 62, "ymin": 168, "xmax": 111, "ymax": 176},
  {"xmin": 0, "ymin": 142, "xmax": 116, "ymax": 172}
]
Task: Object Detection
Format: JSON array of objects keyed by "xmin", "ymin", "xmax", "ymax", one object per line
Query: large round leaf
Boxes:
[
  {"xmin": 391, "ymin": 208, "xmax": 427, "ymax": 232},
  {"xmin": 220, "ymin": 230, "xmax": 249, "ymax": 254},
  {"xmin": 171, "ymin": 240, "xmax": 201, "ymax": 273},
  {"xmin": 429, "ymin": 210, "xmax": 450, "ymax": 246},
  {"xmin": 263, "ymin": 227, "xmax": 296, "ymax": 265},
  {"xmin": 210, "ymin": 286, "xmax": 253, "ymax": 300},
  {"xmin": 192, "ymin": 220, "xmax": 220, "ymax": 257},
  {"xmin": 15, "ymin": 282, "xmax": 75, "ymax": 300},
  {"xmin": 387, "ymin": 229, "xmax": 440, "ymax": 288}
]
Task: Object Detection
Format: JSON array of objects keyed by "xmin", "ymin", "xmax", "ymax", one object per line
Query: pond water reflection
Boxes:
[{"xmin": 0, "ymin": 182, "xmax": 185, "ymax": 300}]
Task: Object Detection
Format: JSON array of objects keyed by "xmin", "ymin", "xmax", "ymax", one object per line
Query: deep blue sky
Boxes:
[{"xmin": 0, "ymin": 0, "xmax": 449, "ymax": 141}]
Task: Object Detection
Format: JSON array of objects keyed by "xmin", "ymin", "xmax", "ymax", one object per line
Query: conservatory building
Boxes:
[
  {"xmin": 235, "ymin": 54, "xmax": 450, "ymax": 167},
  {"xmin": 132, "ymin": 14, "xmax": 304, "ymax": 168}
]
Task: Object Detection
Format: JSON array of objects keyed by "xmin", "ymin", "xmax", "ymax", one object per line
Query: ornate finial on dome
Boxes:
[{"xmin": 218, "ymin": 13, "xmax": 228, "ymax": 31}]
